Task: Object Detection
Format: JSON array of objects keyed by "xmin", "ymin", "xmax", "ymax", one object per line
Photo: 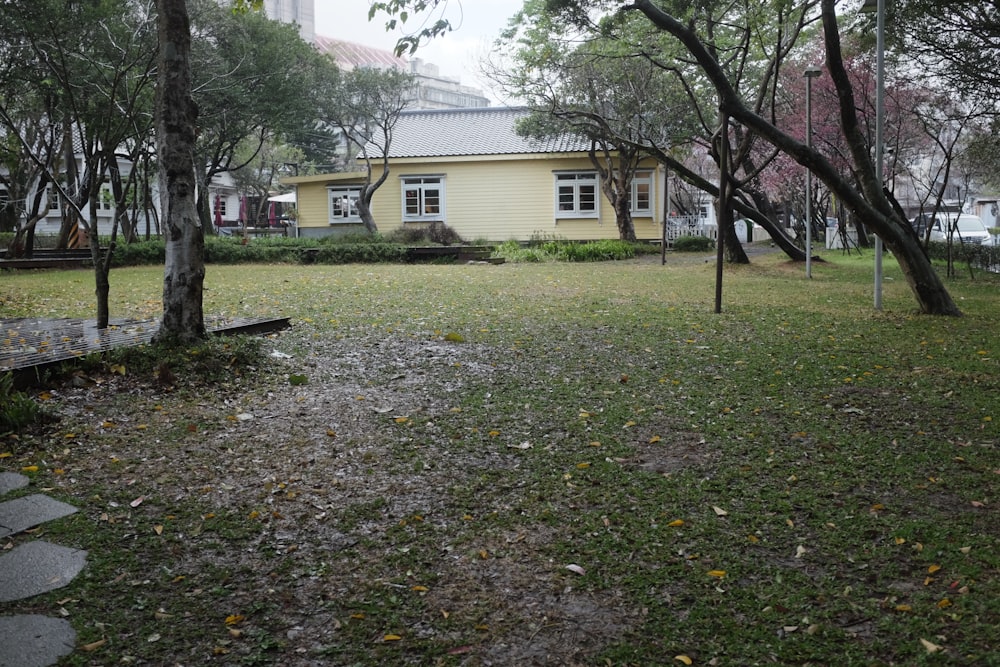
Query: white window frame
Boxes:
[
  {"xmin": 99, "ymin": 185, "xmax": 114, "ymax": 211},
  {"xmin": 630, "ymin": 170, "xmax": 654, "ymax": 216},
  {"xmin": 328, "ymin": 186, "xmax": 362, "ymax": 224},
  {"xmin": 401, "ymin": 175, "xmax": 445, "ymax": 222},
  {"xmin": 554, "ymin": 171, "xmax": 599, "ymax": 219}
]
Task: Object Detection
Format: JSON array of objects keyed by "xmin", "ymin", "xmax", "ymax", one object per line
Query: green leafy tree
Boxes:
[
  {"xmin": 371, "ymin": 0, "xmax": 960, "ymax": 315},
  {"xmin": 188, "ymin": 0, "xmax": 332, "ymax": 232},
  {"xmin": 0, "ymin": 0, "xmax": 158, "ymax": 327},
  {"xmin": 315, "ymin": 66, "xmax": 414, "ymax": 233},
  {"xmin": 493, "ymin": 0, "xmax": 816, "ymax": 262}
]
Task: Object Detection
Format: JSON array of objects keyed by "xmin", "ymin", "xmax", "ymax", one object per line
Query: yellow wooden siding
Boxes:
[{"xmin": 288, "ymin": 155, "xmax": 665, "ymax": 242}]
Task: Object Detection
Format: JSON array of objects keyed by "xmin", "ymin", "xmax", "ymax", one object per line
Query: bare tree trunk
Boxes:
[
  {"xmin": 629, "ymin": 0, "xmax": 961, "ymax": 315},
  {"xmin": 154, "ymin": 0, "xmax": 206, "ymax": 344}
]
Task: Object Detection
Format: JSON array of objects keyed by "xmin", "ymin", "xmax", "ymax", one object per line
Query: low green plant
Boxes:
[
  {"xmin": 110, "ymin": 239, "xmax": 166, "ymax": 266},
  {"xmin": 672, "ymin": 234, "xmax": 715, "ymax": 251},
  {"xmin": 384, "ymin": 222, "xmax": 465, "ymax": 246},
  {"xmin": 107, "ymin": 334, "xmax": 264, "ymax": 386},
  {"xmin": 311, "ymin": 242, "xmax": 407, "ymax": 264},
  {"xmin": 0, "ymin": 372, "xmax": 48, "ymax": 435}
]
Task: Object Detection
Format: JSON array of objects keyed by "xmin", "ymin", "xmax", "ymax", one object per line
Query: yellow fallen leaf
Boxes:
[
  {"xmin": 153, "ymin": 525, "xmax": 163, "ymax": 535},
  {"xmin": 648, "ymin": 435, "xmax": 662, "ymax": 443},
  {"xmin": 224, "ymin": 614, "xmax": 245, "ymax": 626},
  {"xmin": 895, "ymin": 604, "xmax": 912, "ymax": 612},
  {"xmin": 80, "ymin": 638, "xmax": 107, "ymax": 652},
  {"xmin": 411, "ymin": 585, "xmax": 428, "ymax": 592},
  {"xmin": 674, "ymin": 656, "xmax": 693, "ymax": 665},
  {"xmin": 350, "ymin": 613, "xmax": 365, "ymax": 620},
  {"xmin": 712, "ymin": 506, "xmax": 728, "ymax": 516},
  {"xmin": 928, "ymin": 564, "xmax": 941, "ymax": 574},
  {"xmin": 383, "ymin": 634, "xmax": 402, "ymax": 641},
  {"xmin": 0, "ymin": 452, "xmax": 12, "ymax": 459},
  {"xmin": 707, "ymin": 570, "xmax": 727, "ymax": 578},
  {"xmin": 920, "ymin": 638, "xmax": 943, "ymax": 653},
  {"xmin": 894, "ymin": 536, "xmax": 906, "ymax": 545},
  {"xmin": 21, "ymin": 465, "xmax": 38, "ymax": 473},
  {"xmin": 937, "ymin": 598, "xmax": 952, "ymax": 609},
  {"xmin": 667, "ymin": 519, "xmax": 685, "ymax": 527},
  {"xmin": 576, "ymin": 462, "xmax": 591, "ymax": 469},
  {"xmin": 747, "ymin": 534, "xmax": 760, "ymax": 543}
]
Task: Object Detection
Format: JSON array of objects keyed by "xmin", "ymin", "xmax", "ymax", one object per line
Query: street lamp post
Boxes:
[
  {"xmin": 862, "ymin": 0, "xmax": 885, "ymax": 309},
  {"xmin": 804, "ymin": 66, "xmax": 823, "ymax": 279}
]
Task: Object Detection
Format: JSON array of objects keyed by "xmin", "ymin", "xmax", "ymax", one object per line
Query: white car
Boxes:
[
  {"xmin": 927, "ymin": 213, "xmax": 991, "ymax": 244},
  {"xmin": 982, "ymin": 233, "xmax": 1000, "ymax": 247}
]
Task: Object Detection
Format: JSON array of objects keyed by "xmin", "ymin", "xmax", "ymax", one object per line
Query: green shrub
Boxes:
[
  {"xmin": 385, "ymin": 222, "xmax": 465, "ymax": 246},
  {"xmin": 562, "ymin": 239, "xmax": 636, "ymax": 261},
  {"xmin": 925, "ymin": 240, "xmax": 998, "ymax": 271},
  {"xmin": 312, "ymin": 243, "xmax": 407, "ymax": 264},
  {"xmin": 0, "ymin": 372, "xmax": 48, "ymax": 435},
  {"xmin": 493, "ymin": 238, "xmax": 640, "ymax": 263},
  {"xmin": 319, "ymin": 230, "xmax": 385, "ymax": 245},
  {"xmin": 673, "ymin": 235, "xmax": 715, "ymax": 252},
  {"xmin": 111, "ymin": 239, "xmax": 166, "ymax": 266}
]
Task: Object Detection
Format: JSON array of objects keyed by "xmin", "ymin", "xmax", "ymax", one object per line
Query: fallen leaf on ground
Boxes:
[
  {"xmin": 919, "ymin": 638, "xmax": 943, "ymax": 653},
  {"xmin": 80, "ymin": 639, "xmax": 107, "ymax": 652},
  {"xmin": 565, "ymin": 564, "xmax": 586, "ymax": 575}
]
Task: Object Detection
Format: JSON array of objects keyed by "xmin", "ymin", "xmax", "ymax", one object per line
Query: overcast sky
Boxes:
[{"xmin": 313, "ymin": 0, "xmax": 524, "ymax": 101}]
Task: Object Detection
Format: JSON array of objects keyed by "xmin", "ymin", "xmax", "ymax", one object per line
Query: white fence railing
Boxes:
[{"xmin": 664, "ymin": 216, "xmax": 719, "ymax": 245}]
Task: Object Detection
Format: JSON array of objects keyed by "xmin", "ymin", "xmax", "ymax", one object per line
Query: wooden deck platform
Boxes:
[{"xmin": 2, "ymin": 316, "xmax": 290, "ymax": 387}]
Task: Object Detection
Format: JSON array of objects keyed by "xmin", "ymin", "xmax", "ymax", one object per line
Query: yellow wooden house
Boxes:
[{"xmin": 281, "ymin": 107, "xmax": 666, "ymax": 242}]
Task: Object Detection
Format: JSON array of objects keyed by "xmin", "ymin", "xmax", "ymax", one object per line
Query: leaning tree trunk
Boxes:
[
  {"xmin": 154, "ymin": 0, "xmax": 206, "ymax": 344},
  {"xmin": 629, "ymin": 0, "xmax": 961, "ymax": 315}
]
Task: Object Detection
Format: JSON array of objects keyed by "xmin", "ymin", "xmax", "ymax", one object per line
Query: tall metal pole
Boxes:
[
  {"xmin": 714, "ymin": 112, "xmax": 728, "ymax": 314},
  {"xmin": 804, "ymin": 67, "xmax": 822, "ymax": 278},
  {"xmin": 873, "ymin": 0, "xmax": 885, "ymax": 309}
]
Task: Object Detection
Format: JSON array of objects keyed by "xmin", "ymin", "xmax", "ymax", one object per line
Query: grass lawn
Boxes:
[{"xmin": 1, "ymin": 250, "xmax": 998, "ymax": 666}]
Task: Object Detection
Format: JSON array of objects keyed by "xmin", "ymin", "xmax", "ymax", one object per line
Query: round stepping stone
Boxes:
[
  {"xmin": 0, "ymin": 541, "xmax": 88, "ymax": 602},
  {"xmin": 0, "ymin": 472, "xmax": 29, "ymax": 495},
  {"xmin": 0, "ymin": 494, "xmax": 78, "ymax": 539},
  {"xmin": 0, "ymin": 614, "xmax": 76, "ymax": 667}
]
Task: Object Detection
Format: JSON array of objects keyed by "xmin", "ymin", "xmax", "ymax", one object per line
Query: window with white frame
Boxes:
[
  {"xmin": 47, "ymin": 185, "xmax": 60, "ymax": 210},
  {"xmin": 402, "ymin": 176, "xmax": 444, "ymax": 221},
  {"xmin": 329, "ymin": 186, "xmax": 362, "ymax": 223},
  {"xmin": 554, "ymin": 172, "xmax": 598, "ymax": 218},
  {"xmin": 99, "ymin": 185, "xmax": 113, "ymax": 211},
  {"xmin": 630, "ymin": 170, "xmax": 654, "ymax": 215}
]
